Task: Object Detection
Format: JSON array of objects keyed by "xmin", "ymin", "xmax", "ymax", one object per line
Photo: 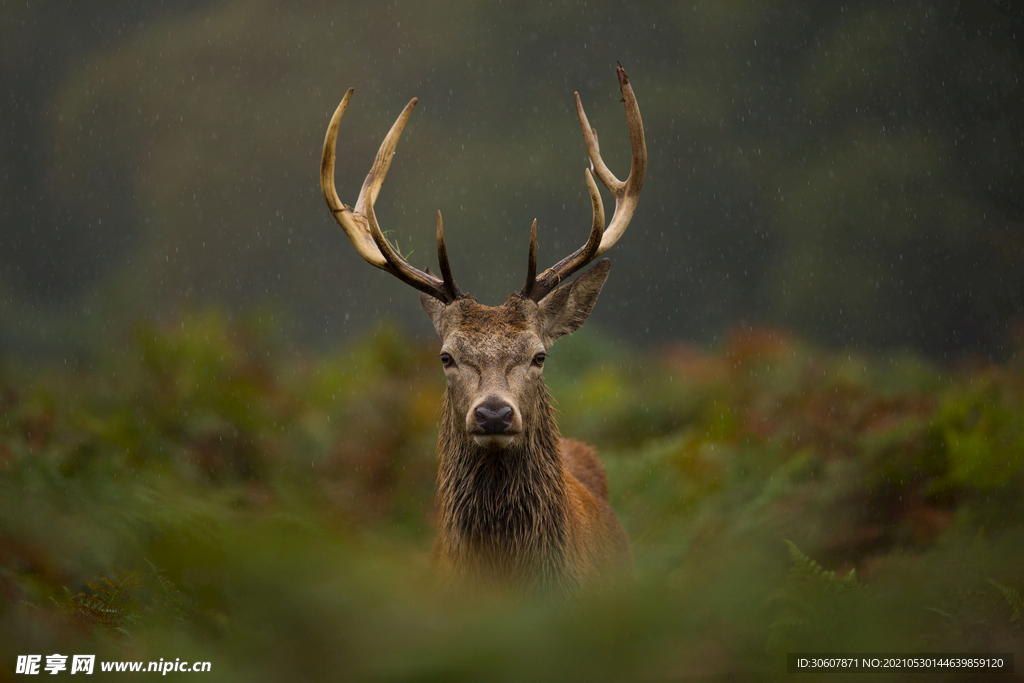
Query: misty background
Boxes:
[{"xmin": 2, "ymin": 0, "xmax": 1022, "ymax": 359}]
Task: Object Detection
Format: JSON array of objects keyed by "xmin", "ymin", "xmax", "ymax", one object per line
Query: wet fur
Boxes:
[
  {"xmin": 425, "ymin": 263, "xmax": 631, "ymax": 598},
  {"xmin": 433, "ymin": 385, "xmax": 631, "ymax": 597}
]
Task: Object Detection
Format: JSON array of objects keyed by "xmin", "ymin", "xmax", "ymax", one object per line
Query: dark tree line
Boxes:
[{"xmin": 1, "ymin": 0, "xmax": 1021, "ymax": 357}]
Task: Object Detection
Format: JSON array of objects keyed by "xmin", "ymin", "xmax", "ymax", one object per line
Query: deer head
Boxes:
[
  {"xmin": 320, "ymin": 67, "xmax": 645, "ymax": 448},
  {"xmin": 418, "ymin": 264, "xmax": 610, "ymax": 451}
]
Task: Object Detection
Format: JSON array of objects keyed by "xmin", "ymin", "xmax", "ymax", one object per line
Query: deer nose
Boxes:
[{"xmin": 474, "ymin": 398, "xmax": 514, "ymax": 434}]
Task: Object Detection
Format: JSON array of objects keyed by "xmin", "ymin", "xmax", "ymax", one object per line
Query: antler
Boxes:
[
  {"xmin": 521, "ymin": 66, "xmax": 647, "ymax": 302},
  {"xmin": 321, "ymin": 90, "xmax": 462, "ymax": 303}
]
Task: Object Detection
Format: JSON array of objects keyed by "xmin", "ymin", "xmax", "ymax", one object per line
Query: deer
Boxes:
[{"xmin": 319, "ymin": 67, "xmax": 646, "ymax": 598}]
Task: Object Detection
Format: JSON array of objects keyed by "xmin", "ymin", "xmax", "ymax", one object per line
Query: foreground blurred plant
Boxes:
[{"xmin": 0, "ymin": 312, "xmax": 1022, "ymax": 680}]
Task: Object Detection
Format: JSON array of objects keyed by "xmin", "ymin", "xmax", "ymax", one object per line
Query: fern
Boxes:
[
  {"xmin": 767, "ymin": 541, "xmax": 862, "ymax": 661},
  {"xmin": 784, "ymin": 540, "xmax": 858, "ymax": 593},
  {"xmin": 988, "ymin": 579, "xmax": 1024, "ymax": 622},
  {"xmin": 63, "ymin": 568, "xmax": 142, "ymax": 639},
  {"xmin": 144, "ymin": 559, "xmax": 188, "ymax": 624}
]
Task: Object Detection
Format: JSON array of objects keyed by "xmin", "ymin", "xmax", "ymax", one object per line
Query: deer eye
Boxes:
[
  {"xmin": 532, "ymin": 352, "xmax": 546, "ymax": 367},
  {"xmin": 439, "ymin": 352, "xmax": 455, "ymax": 368}
]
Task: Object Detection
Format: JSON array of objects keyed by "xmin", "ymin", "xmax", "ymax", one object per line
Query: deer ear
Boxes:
[
  {"xmin": 420, "ymin": 292, "xmax": 447, "ymax": 337},
  {"xmin": 538, "ymin": 259, "xmax": 610, "ymax": 345}
]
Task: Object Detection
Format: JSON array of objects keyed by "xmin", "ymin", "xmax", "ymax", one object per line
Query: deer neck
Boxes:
[{"xmin": 436, "ymin": 384, "xmax": 571, "ymax": 586}]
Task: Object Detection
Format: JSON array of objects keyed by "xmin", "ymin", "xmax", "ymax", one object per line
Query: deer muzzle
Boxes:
[{"xmin": 468, "ymin": 396, "xmax": 521, "ymax": 449}]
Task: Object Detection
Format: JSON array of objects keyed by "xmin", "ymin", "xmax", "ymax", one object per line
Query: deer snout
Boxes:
[
  {"xmin": 468, "ymin": 396, "xmax": 520, "ymax": 449},
  {"xmin": 474, "ymin": 397, "xmax": 515, "ymax": 434}
]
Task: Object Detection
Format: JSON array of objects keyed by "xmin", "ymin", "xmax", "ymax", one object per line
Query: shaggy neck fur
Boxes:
[{"xmin": 435, "ymin": 382, "xmax": 573, "ymax": 594}]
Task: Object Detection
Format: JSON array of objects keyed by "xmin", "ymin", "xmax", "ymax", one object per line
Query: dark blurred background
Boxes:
[{"xmin": 2, "ymin": 0, "xmax": 1022, "ymax": 359}]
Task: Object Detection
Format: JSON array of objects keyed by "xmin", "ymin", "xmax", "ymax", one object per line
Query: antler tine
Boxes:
[
  {"xmin": 355, "ymin": 97, "xmax": 417, "ymax": 215},
  {"xmin": 320, "ymin": 90, "xmax": 461, "ymax": 303},
  {"xmin": 436, "ymin": 210, "xmax": 461, "ymax": 299},
  {"xmin": 592, "ymin": 66, "xmax": 647, "ymax": 258},
  {"xmin": 526, "ymin": 170, "xmax": 605, "ymax": 298},
  {"xmin": 523, "ymin": 66, "xmax": 646, "ymax": 302},
  {"xmin": 521, "ymin": 219, "xmax": 539, "ymax": 297},
  {"xmin": 321, "ymin": 89, "xmax": 386, "ymax": 268}
]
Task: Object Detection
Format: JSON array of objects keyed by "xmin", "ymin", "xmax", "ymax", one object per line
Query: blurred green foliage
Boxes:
[{"xmin": 1, "ymin": 312, "xmax": 1023, "ymax": 680}]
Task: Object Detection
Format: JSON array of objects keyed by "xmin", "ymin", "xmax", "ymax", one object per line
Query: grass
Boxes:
[{"xmin": 1, "ymin": 312, "xmax": 1022, "ymax": 681}]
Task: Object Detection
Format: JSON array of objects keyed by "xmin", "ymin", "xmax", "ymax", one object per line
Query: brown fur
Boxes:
[
  {"xmin": 422, "ymin": 262, "xmax": 631, "ymax": 598},
  {"xmin": 562, "ymin": 438, "xmax": 609, "ymax": 501}
]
